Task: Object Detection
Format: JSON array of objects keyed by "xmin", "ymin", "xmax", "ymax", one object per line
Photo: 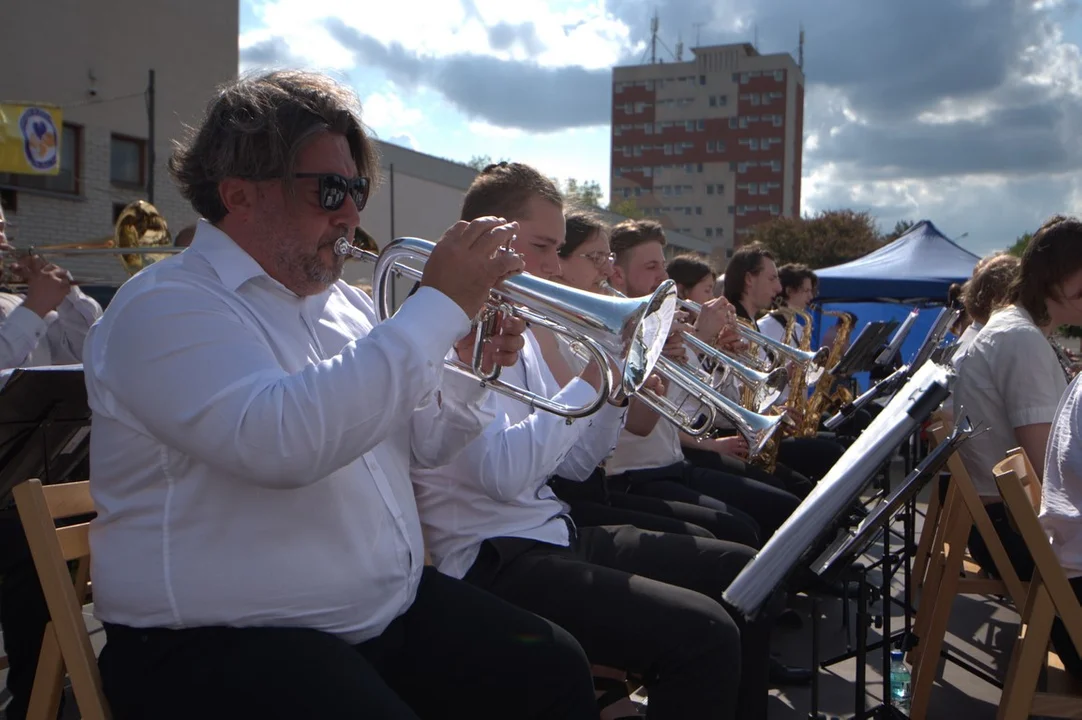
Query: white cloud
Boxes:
[{"xmin": 361, "ymin": 89, "xmax": 424, "ymax": 132}]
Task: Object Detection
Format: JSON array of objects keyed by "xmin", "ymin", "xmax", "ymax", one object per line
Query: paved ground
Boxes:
[{"xmin": 0, "ymin": 462, "xmax": 1018, "ymax": 719}]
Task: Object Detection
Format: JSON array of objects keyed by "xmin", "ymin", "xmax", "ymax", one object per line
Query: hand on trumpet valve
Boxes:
[
  {"xmin": 714, "ymin": 325, "xmax": 746, "ymax": 354},
  {"xmin": 641, "ymin": 372, "xmax": 668, "ymax": 398},
  {"xmin": 662, "ymin": 322, "xmax": 693, "ymax": 362},
  {"xmin": 422, "ymin": 217, "xmax": 525, "ymax": 319},
  {"xmin": 17, "ymin": 254, "xmax": 76, "ymax": 318},
  {"xmin": 714, "ymin": 435, "xmax": 750, "ymax": 460},
  {"xmin": 692, "ymin": 296, "xmax": 735, "ymax": 347},
  {"xmin": 455, "ymin": 310, "xmax": 527, "ymax": 375}
]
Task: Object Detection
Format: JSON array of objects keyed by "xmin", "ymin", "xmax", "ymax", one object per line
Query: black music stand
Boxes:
[
  {"xmin": 811, "ymin": 408, "xmax": 970, "ymax": 720},
  {"xmin": 831, "ymin": 320, "xmax": 898, "ymax": 378},
  {"xmin": 721, "ymin": 361, "xmax": 953, "ymax": 720},
  {"xmin": 0, "ymin": 366, "xmax": 91, "ymax": 504}
]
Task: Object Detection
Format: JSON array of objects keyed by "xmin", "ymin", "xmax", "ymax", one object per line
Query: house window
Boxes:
[
  {"xmin": 110, "ymin": 135, "xmax": 146, "ymax": 186},
  {"xmin": 0, "ymin": 124, "xmax": 81, "ymax": 195}
]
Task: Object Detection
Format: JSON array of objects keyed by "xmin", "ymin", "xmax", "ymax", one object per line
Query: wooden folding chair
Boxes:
[
  {"xmin": 13, "ymin": 479, "xmax": 110, "ymax": 720},
  {"xmin": 907, "ymin": 420, "xmax": 1029, "ymax": 719},
  {"xmin": 992, "ymin": 451, "xmax": 1082, "ymax": 719}
]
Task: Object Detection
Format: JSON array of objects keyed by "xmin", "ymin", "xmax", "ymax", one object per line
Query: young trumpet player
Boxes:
[{"xmin": 413, "ymin": 162, "xmax": 791, "ymax": 719}]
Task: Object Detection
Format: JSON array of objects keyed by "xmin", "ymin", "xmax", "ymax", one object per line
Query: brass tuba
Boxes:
[{"xmin": 2, "ymin": 200, "xmax": 182, "ymax": 282}]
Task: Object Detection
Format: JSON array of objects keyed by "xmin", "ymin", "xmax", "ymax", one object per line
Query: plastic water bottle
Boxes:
[{"xmin": 889, "ymin": 649, "xmax": 911, "ymax": 712}]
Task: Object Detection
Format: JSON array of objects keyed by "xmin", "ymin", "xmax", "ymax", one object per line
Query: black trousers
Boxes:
[
  {"xmin": 464, "ymin": 525, "xmax": 772, "ymax": 720},
  {"xmin": 0, "ymin": 511, "xmax": 49, "ymax": 720},
  {"xmin": 967, "ymin": 502, "xmax": 1082, "ymax": 680},
  {"xmin": 552, "ymin": 472, "xmax": 761, "ymax": 547},
  {"xmin": 97, "ymin": 567, "xmax": 597, "ymax": 720},
  {"xmin": 683, "ymin": 446, "xmax": 813, "ymax": 498},
  {"xmin": 611, "ymin": 460, "xmax": 801, "ymax": 543},
  {"xmin": 776, "ymin": 435, "xmax": 847, "ymax": 483}
]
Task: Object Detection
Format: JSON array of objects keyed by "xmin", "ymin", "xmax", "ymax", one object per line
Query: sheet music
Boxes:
[{"xmin": 0, "ymin": 363, "xmax": 84, "ymax": 391}]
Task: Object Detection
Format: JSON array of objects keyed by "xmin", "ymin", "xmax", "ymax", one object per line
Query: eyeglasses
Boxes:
[
  {"xmin": 294, "ymin": 173, "xmax": 370, "ymax": 213},
  {"xmin": 574, "ymin": 251, "xmax": 616, "ymax": 267}
]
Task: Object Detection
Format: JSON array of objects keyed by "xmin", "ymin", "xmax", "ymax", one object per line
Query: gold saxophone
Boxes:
[
  {"xmin": 747, "ymin": 310, "xmax": 804, "ymax": 472},
  {"xmin": 796, "ymin": 310, "xmax": 855, "ymax": 437}
]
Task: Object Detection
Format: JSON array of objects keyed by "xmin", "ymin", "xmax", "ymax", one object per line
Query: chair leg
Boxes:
[
  {"xmin": 25, "ymin": 623, "xmax": 64, "ymax": 720},
  {"xmin": 997, "ymin": 583, "xmax": 1056, "ymax": 720},
  {"xmin": 909, "ymin": 506, "xmax": 970, "ymax": 719},
  {"xmin": 910, "ymin": 476, "xmax": 944, "ymax": 606}
]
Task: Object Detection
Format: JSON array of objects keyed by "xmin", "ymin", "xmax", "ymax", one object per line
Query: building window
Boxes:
[
  {"xmin": 110, "ymin": 134, "xmax": 146, "ymax": 187},
  {"xmin": 0, "ymin": 123, "xmax": 81, "ymax": 195}
]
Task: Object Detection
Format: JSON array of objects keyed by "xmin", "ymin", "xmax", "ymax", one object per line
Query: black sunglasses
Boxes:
[{"xmin": 294, "ymin": 173, "xmax": 370, "ymax": 212}]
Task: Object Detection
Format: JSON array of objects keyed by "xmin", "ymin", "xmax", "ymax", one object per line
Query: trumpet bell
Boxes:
[{"xmin": 356, "ymin": 236, "xmax": 678, "ymax": 419}]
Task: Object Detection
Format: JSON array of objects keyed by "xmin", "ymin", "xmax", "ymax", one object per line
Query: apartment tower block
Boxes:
[{"xmin": 610, "ymin": 42, "xmax": 805, "ymax": 262}]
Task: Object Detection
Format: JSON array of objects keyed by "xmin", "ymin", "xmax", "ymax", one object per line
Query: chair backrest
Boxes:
[
  {"xmin": 993, "ymin": 453, "xmax": 1082, "ymax": 657},
  {"xmin": 13, "ymin": 479, "xmax": 111, "ymax": 720}
]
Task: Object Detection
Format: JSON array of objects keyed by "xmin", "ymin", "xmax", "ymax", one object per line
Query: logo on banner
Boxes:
[{"xmin": 19, "ymin": 107, "xmax": 59, "ymax": 172}]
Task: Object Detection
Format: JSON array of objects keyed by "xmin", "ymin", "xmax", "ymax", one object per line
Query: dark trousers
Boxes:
[
  {"xmin": 612, "ymin": 460, "xmax": 801, "ymax": 543},
  {"xmin": 777, "ymin": 435, "xmax": 847, "ymax": 483},
  {"xmin": 683, "ymin": 446, "xmax": 814, "ymax": 498},
  {"xmin": 0, "ymin": 512, "xmax": 49, "ymax": 720},
  {"xmin": 464, "ymin": 525, "xmax": 771, "ymax": 719},
  {"xmin": 97, "ymin": 567, "xmax": 597, "ymax": 720},
  {"xmin": 968, "ymin": 502, "xmax": 1082, "ymax": 680},
  {"xmin": 552, "ymin": 471, "xmax": 762, "ymax": 547}
]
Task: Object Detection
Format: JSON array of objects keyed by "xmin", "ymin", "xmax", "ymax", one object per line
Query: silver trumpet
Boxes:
[
  {"xmin": 336, "ymin": 237, "xmax": 678, "ymax": 420},
  {"xmin": 680, "ymin": 330, "xmax": 789, "ymax": 412},
  {"xmin": 677, "ymin": 298, "xmax": 830, "ymax": 385},
  {"xmin": 643, "ymin": 355, "xmax": 784, "ymax": 454},
  {"xmin": 599, "ymin": 283, "xmax": 787, "ymax": 432}
]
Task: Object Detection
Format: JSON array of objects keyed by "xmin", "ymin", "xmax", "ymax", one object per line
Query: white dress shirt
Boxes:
[
  {"xmin": 84, "ymin": 220, "xmax": 493, "ymax": 644},
  {"xmin": 412, "ymin": 329, "xmax": 628, "ymax": 580},
  {"xmin": 951, "ymin": 323, "xmax": 982, "ymax": 368},
  {"xmin": 1041, "ymin": 373, "xmax": 1082, "ymax": 579},
  {"xmin": 952, "ymin": 305, "xmax": 1066, "ymax": 497},
  {"xmin": 0, "ymin": 287, "xmax": 101, "ymax": 369}
]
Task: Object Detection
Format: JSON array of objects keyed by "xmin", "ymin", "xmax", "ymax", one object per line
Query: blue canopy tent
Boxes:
[{"xmin": 808, "ymin": 221, "xmax": 981, "ymax": 389}]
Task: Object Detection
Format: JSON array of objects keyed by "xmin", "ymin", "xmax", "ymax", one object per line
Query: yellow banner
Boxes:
[{"xmin": 0, "ymin": 103, "xmax": 63, "ymax": 176}]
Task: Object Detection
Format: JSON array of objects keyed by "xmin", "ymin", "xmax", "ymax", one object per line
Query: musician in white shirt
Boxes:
[
  {"xmin": 1041, "ymin": 371, "xmax": 1082, "ymax": 680},
  {"xmin": 723, "ymin": 244, "xmax": 847, "ymax": 485},
  {"xmin": 953, "ymin": 253, "xmax": 1019, "ymax": 366},
  {"xmin": 84, "ymin": 71, "xmax": 598, "ymax": 720},
  {"xmin": 414, "ymin": 162, "xmax": 780, "ymax": 720},
  {"xmin": 954, "ymin": 216, "xmax": 1082, "ymax": 584},
  {"xmin": 0, "ymin": 201, "xmax": 102, "ymax": 720}
]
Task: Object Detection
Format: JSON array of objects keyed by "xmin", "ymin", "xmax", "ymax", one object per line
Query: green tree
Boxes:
[
  {"xmin": 1007, "ymin": 232, "xmax": 1032, "ymax": 257},
  {"xmin": 465, "ymin": 154, "xmax": 510, "ymax": 172},
  {"xmin": 609, "ymin": 197, "xmax": 645, "ymax": 219},
  {"xmin": 885, "ymin": 218, "xmax": 916, "ymax": 242},
  {"xmin": 557, "ymin": 177, "xmax": 604, "ymax": 209},
  {"xmin": 743, "ymin": 209, "xmax": 881, "ymax": 269}
]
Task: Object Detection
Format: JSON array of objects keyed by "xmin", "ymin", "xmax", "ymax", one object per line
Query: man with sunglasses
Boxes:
[{"xmin": 79, "ymin": 71, "xmax": 599, "ymax": 719}]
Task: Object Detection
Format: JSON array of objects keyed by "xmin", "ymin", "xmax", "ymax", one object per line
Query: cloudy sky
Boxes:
[{"xmin": 238, "ymin": 0, "xmax": 1082, "ymax": 256}]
